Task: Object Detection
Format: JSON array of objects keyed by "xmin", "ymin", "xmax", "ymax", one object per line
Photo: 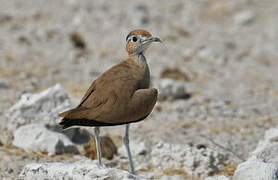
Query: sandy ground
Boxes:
[{"xmin": 1, "ymin": 0, "xmax": 278, "ymax": 179}]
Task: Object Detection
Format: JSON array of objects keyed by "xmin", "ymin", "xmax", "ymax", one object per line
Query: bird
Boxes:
[{"xmin": 58, "ymin": 29, "xmax": 161, "ymax": 174}]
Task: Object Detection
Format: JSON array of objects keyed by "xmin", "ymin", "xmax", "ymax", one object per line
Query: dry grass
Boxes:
[
  {"xmin": 256, "ymin": 116, "xmax": 273, "ymax": 123},
  {"xmin": 210, "ymin": 124, "xmax": 253, "ymax": 135},
  {"xmin": 0, "ymin": 62, "xmax": 48, "ymax": 79},
  {"xmin": 200, "ymin": 0, "xmax": 232, "ymax": 20},
  {"xmin": 217, "ymin": 163, "xmax": 237, "ymax": 177},
  {"xmin": 0, "ymin": 143, "xmax": 76, "ymax": 161},
  {"xmin": 162, "ymin": 168, "xmax": 190, "ymax": 179}
]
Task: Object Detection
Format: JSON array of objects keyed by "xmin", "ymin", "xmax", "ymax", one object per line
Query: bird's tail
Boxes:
[{"xmin": 58, "ymin": 107, "xmax": 87, "ymax": 129}]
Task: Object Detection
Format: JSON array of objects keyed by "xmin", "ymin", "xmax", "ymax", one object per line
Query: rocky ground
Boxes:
[{"xmin": 1, "ymin": 0, "xmax": 278, "ymax": 179}]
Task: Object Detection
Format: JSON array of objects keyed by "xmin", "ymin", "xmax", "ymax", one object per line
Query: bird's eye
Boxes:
[{"xmin": 132, "ymin": 36, "xmax": 138, "ymax": 42}]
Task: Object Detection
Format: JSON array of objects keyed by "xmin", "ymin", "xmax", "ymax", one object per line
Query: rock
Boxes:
[
  {"xmin": 157, "ymin": 78, "xmax": 189, "ymax": 100},
  {"xmin": 250, "ymin": 127, "xmax": 278, "ymax": 163},
  {"xmin": 19, "ymin": 159, "xmax": 145, "ymax": 180},
  {"xmin": 0, "ymin": 79, "xmax": 7, "ymax": 88},
  {"xmin": 234, "ymin": 10, "xmax": 255, "ymax": 25},
  {"xmin": 233, "ymin": 127, "xmax": 278, "ymax": 180},
  {"xmin": 151, "ymin": 142, "xmax": 228, "ymax": 178},
  {"xmin": 5, "ymin": 84, "xmax": 72, "ymax": 131},
  {"xmin": 205, "ymin": 175, "xmax": 230, "ymax": 180},
  {"xmin": 13, "ymin": 124, "xmax": 78, "ymax": 155},
  {"xmin": 83, "ymin": 136, "xmax": 117, "ymax": 160},
  {"xmin": 160, "ymin": 67, "xmax": 190, "ymax": 81},
  {"xmin": 69, "ymin": 32, "xmax": 86, "ymax": 50},
  {"xmin": 233, "ymin": 161, "xmax": 278, "ymax": 180}
]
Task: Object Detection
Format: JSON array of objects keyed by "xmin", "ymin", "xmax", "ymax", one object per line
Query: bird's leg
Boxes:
[
  {"xmin": 123, "ymin": 124, "xmax": 135, "ymax": 174},
  {"xmin": 94, "ymin": 127, "xmax": 103, "ymax": 167}
]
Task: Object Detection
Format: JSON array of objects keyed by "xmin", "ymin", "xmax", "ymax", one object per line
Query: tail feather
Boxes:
[{"xmin": 59, "ymin": 117, "xmax": 122, "ymax": 129}]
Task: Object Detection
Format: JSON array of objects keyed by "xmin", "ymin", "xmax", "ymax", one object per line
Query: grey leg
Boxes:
[
  {"xmin": 123, "ymin": 124, "xmax": 135, "ymax": 174},
  {"xmin": 94, "ymin": 127, "xmax": 102, "ymax": 167}
]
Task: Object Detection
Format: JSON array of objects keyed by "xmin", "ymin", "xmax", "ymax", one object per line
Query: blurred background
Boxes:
[{"xmin": 0, "ymin": 0, "xmax": 277, "ymax": 179}]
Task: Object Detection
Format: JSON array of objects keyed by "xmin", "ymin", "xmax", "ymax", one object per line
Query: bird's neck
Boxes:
[
  {"xmin": 129, "ymin": 52, "xmax": 150, "ymax": 88},
  {"xmin": 129, "ymin": 52, "xmax": 147, "ymax": 67}
]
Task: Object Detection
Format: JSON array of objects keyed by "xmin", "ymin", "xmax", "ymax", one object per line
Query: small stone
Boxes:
[
  {"xmin": 13, "ymin": 124, "xmax": 78, "ymax": 155},
  {"xmin": 160, "ymin": 67, "xmax": 190, "ymax": 81},
  {"xmin": 69, "ymin": 32, "xmax": 86, "ymax": 49},
  {"xmin": 19, "ymin": 159, "xmax": 146, "ymax": 180},
  {"xmin": 234, "ymin": 10, "xmax": 255, "ymax": 25},
  {"xmin": 196, "ymin": 144, "xmax": 207, "ymax": 149},
  {"xmin": 0, "ymin": 79, "xmax": 7, "ymax": 88},
  {"xmin": 7, "ymin": 168, "xmax": 14, "ymax": 174},
  {"xmin": 83, "ymin": 136, "xmax": 117, "ymax": 160}
]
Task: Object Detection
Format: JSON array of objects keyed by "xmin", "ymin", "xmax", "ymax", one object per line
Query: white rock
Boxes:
[
  {"xmin": 13, "ymin": 124, "xmax": 78, "ymax": 155},
  {"xmin": 198, "ymin": 47, "xmax": 215, "ymax": 59},
  {"xmin": 5, "ymin": 84, "xmax": 72, "ymax": 131},
  {"xmin": 264, "ymin": 128, "xmax": 278, "ymax": 142},
  {"xmin": 233, "ymin": 127, "xmax": 278, "ymax": 180},
  {"xmin": 233, "ymin": 160, "xmax": 278, "ymax": 180},
  {"xmin": 151, "ymin": 142, "xmax": 228, "ymax": 178},
  {"xmin": 205, "ymin": 175, "xmax": 230, "ymax": 180},
  {"xmin": 158, "ymin": 78, "xmax": 187, "ymax": 100},
  {"xmin": 19, "ymin": 159, "xmax": 145, "ymax": 180},
  {"xmin": 234, "ymin": 10, "xmax": 255, "ymax": 25},
  {"xmin": 251, "ymin": 127, "xmax": 278, "ymax": 163}
]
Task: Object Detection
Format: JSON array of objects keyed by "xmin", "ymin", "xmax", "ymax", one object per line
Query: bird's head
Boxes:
[{"xmin": 125, "ymin": 29, "xmax": 161, "ymax": 56}]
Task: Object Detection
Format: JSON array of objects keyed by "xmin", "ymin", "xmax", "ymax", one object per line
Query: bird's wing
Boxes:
[{"xmin": 59, "ymin": 60, "xmax": 139, "ymax": 124}]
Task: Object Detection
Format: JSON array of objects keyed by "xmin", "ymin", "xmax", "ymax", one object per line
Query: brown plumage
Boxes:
[
  {"xmin": 59, "ymin": 30, "xmax": 160, "ymax": 129},
  {"xmin": 59, "ymin": 29, "xmax": 161, "ymax": 174}
]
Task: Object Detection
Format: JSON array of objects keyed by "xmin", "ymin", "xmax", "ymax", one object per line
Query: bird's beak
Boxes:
[{"xmin": 144, "ymin": 37, "xmax": 162, "ymax": 43}]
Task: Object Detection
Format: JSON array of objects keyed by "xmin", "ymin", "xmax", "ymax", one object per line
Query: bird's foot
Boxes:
[{"xmin": 96, "ymin": 163, "xmax": 105, "ymax": 169}]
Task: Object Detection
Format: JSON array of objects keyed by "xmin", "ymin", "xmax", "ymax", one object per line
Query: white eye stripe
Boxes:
[
  {"xmin": 140, "ymin": 35, "xmax": 147, "ymax": 41},
  {"xmin": 127, "ymin": 36, "xmax": 134, "ymax": 42}
]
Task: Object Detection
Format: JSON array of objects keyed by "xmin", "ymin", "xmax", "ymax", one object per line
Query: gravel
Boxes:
[{"xmin": 0, "ymin": 0, "xmax": 278, "ymax": 179}]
